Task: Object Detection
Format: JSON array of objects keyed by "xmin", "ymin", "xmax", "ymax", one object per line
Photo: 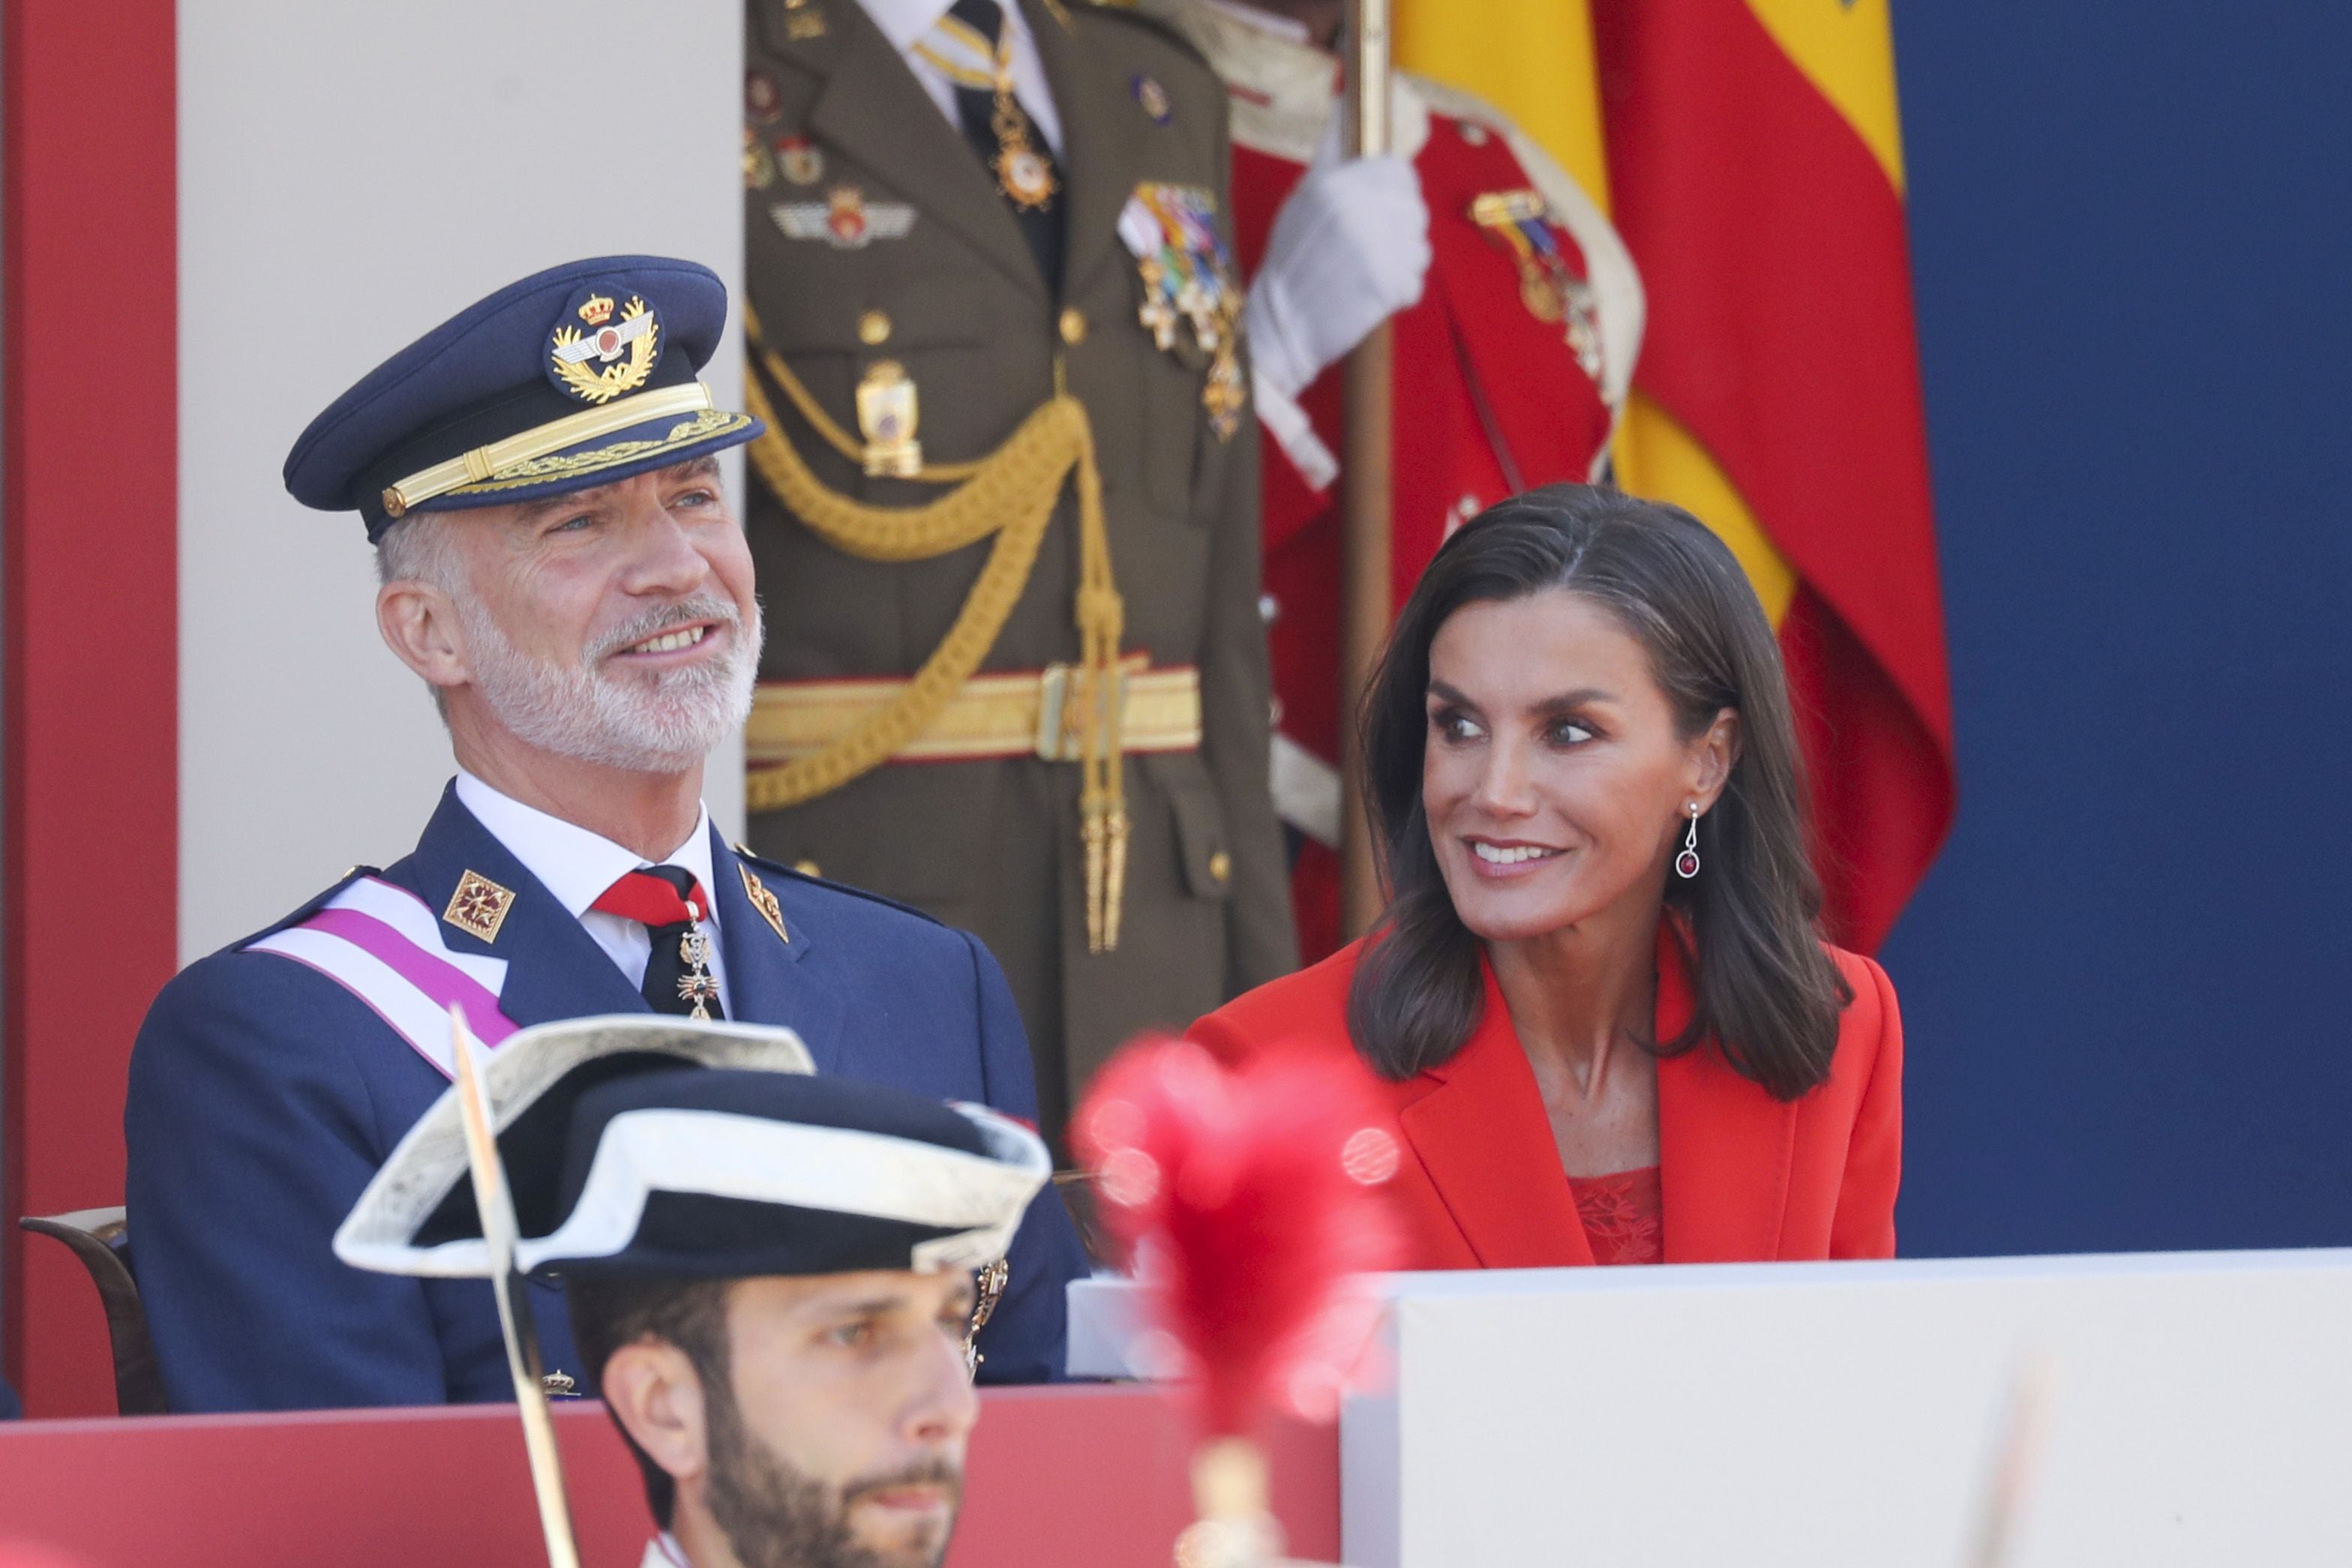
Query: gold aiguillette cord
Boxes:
[{"xmin": 741, "ymin": 312, "xmax": 1130, "ymax": 950}]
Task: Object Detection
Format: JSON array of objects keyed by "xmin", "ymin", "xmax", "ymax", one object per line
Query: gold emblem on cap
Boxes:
[
  {"xmin": 740, "ymin": 863, "xmax": 790, "ymax": 944},
  {"xmin": 548, "ymin": 295, "xmax": 659, "ymax": 406},
  {"xmin": 856, "ymin": 361, "xmax": 922, "ymax": 478},
  {"xmin": 857, "ymin": 310, "xmax": 892, "ymax": 346},
  {"xmin": 443, "ymin": 871, "xmax": 515, "ymax": 943}
]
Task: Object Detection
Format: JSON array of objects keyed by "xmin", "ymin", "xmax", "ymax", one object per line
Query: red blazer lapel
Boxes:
[
  {"xmin": 1654, "ymin": 928, "xmax": 1797, "ymax": 1262},
  {"xmin": 1395, "ymin": 961, "xmax": 1593, "ymax": 1269}
]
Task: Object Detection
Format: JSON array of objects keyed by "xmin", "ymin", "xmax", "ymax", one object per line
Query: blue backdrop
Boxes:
[{"xmin": 1883, "ymin": 4, "xmax": 2352, "ymax": 1254}]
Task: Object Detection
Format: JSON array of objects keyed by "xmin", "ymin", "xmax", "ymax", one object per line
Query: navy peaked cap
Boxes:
[{"xmin": 284, "ymin": 255, "xmax": 761, "ymax": 542}]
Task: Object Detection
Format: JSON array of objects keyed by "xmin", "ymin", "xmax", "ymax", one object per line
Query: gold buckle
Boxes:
[
  {"xmin": 1034, "ymin": 662, "xmax": 1131, "ymax": 763},
  {"xmin": 1035, "ymin": 664, "xmax": 1076, "ymax": 762}
]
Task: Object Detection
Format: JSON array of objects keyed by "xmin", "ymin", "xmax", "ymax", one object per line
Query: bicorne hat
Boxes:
[{"xmin": 333, "ymin": 1015, "xmax": 1050, "ymax": 1283}]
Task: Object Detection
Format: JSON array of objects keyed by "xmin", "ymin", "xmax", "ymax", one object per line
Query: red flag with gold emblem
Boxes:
[{"xmin": 1595, "ymin": 0, "xmax": 1952, "ymax": 951}]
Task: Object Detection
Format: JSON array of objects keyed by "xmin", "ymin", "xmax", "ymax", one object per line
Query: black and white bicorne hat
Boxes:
[{"xmin": 333, "ymin": 1015, "xmax": 1051, "ymax": 1282}]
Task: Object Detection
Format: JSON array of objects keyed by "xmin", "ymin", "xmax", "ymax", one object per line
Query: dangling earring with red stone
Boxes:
[{"xmin": 1674, "ymin": 803, "xmax": 1702, "ymax": 880}]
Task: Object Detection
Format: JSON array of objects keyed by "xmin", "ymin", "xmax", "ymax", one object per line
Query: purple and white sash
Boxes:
[{"xmin": 248, "ymin": 877, "xmax": 518, "ymax": 1078}]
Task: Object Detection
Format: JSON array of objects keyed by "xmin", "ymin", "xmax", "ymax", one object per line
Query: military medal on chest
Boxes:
[
  {"xmin": 1470, "ymin": 189, "xmax": 1605, "ymax": 382},
  {"xmin": 916, "ymin": 10, "xmax": 1058, "ymax": 212},
  {"xmin": 1119, "ymin": 183, "xmax": 1248, "ymax": 439},
  {"xmin": 773, "ymin": 133, "xmax": 824, "ymax": 186},
  {"xmin": 778, "ymin": 0, "xmax": 827, "ymax": 42},
  {"xmin": 743, "ymin": 125, "xmax": 778, "ymax": 191},
  {"xmin": 676, "ymin": 899, "xmax": 721, "ymax": 1021},
  {"xmin": 994, "ymin": 133, "xmax": 1057, "ymax": 211},
  {"xmin": 988, "ymin": 67, "xmax": 1057, "ymax": 211}
]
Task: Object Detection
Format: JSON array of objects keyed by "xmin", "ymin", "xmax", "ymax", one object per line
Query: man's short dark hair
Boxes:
[{"xmin": 567, "ymin": 1273, "xmax": 734, "ymax": 1528}]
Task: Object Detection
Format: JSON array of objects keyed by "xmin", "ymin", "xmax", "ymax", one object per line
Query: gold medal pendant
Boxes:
[
  {"xmin": 996, "ymin": 142, "xmax": 1058, "ymax": 211},
  {"xmin": 676, "ymin": 927, "xmax": 721, "ymax": 1021},
  {"xmin": 1520, "ymin": 268, "xmax": 1566, "ymax": 325},
  {"xmin": 743, "ymin": 126, "xmax": 777, "ymax": 191},
  {"xmin": 1202, "ymin": 343, "xmax": 1247, "ymax": 439},
  {"xmin": 986, "ymin": 33, "xmax": 1055, "ymax": 213},
  {"xmin": 991, "ymin": 95, "xmax": 1057, "ymax": 211},
  {"xmin": 1136, "ymin": 256, "xmax": 1180, "ymax": 350}
]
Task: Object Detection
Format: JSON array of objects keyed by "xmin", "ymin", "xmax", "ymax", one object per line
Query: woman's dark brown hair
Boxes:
[{"xmin": 1346, "ymin": 483, "xmax": 1852, "ymax": 1100}]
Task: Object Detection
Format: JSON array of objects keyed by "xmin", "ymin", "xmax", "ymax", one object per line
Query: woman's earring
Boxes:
[{"xmin": 1675, "ymin": 803, "xmax": 1702, "ymax": 880}]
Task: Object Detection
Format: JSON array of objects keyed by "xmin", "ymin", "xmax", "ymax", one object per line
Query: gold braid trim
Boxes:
[{"xmin": 742, "ymin": 313, "xmax": 1130, "ymax": 951}]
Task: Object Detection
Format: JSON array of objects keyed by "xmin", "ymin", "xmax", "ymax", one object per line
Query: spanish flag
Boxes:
[{"xmin": 1398, "ymin": 0, "xmax": 1954, "ymax": 952}]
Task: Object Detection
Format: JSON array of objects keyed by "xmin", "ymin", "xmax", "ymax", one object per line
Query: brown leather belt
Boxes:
[{"xmin": 748, "ymin": 662, "xmax": 1202, "ymax": 767}]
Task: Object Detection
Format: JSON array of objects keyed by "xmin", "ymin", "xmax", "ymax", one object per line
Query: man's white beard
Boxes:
[{"xmin": 459, "ymin": 592, "xmax": 760, "ymax": 772}]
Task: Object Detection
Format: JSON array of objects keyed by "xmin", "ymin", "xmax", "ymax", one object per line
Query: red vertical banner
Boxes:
[
  {"xmin": 1592, "ymin": 0, "xmax": 1954, "ymax": 951},
  {"xmin": 4, "ymin": 0, "xmax": 179, "ymax": 1414}
]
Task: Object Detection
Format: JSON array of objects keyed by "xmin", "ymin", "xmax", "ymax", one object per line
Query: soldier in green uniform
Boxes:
[{"xmin": 739, "ymin": 0, "xmax": 1296, "ymax": 1147}]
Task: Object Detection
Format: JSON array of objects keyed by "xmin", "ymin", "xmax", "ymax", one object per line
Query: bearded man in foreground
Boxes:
[{"xmin": 124, "ymin": 256, "xmax": 1084, "ymax": 1414}]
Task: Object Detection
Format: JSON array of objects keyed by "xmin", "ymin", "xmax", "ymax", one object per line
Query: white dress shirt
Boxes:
[
  {"xmin": 855, "ymin": 0, "xmax": 1065, "ymax": 156},
  {"xmin": 453, "ymin": 771, "xmax": 732, "ymax": 1017}
]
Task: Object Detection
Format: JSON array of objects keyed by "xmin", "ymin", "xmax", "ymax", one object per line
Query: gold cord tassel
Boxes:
[
  {"xmin": 1068, "ymin": 430, "xmax": 1128, "ymax": 952},
  {"xmin": 742, "ymin": 313, "xmax": 1129, "ymax": 951}
]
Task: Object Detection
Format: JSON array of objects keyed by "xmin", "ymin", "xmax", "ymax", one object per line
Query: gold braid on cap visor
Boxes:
[{"xmin": 380, "ymin": 382, "xmax": 721, "ymax": 518}]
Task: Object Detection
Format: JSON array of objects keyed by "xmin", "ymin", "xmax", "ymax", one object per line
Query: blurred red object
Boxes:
[
  {"xmin": 0, "ymin": 1546, "xmax": 91, "ymax": 1568},
  {"xmin": 1072, "ymin": 1036, "xmax": 1405, "ymax": 1437}
]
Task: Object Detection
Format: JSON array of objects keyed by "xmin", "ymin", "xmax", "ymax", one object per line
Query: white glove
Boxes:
[{"xmin": 1244, "ymin": 140, "xmax": 1432, "ymax": 404}]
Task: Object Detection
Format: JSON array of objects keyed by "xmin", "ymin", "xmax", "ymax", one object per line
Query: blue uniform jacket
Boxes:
[{"xmin": 125, "ymin": 785, "xmax": 1087, "ymax": 1412}]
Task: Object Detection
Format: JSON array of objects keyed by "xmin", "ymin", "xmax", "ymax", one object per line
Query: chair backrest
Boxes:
[{"xmin": 17, "ymin": 1206, "xmax": 168, "ymax": 1415}]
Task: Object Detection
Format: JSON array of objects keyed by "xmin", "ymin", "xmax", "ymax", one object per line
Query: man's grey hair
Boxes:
[
  {"xmin": 376, "ymin": 508, "xmax": 466, "ymax": 592},
  {"xmin": 376, "ymin": 511, "xmax": 466, "ymax": 721}
]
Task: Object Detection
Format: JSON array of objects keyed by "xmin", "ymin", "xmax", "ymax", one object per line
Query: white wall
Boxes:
[
  {"xmin": 1341, "ymin": 1254, "xmax": 2352, "ymax": 1567},
  {"xmin": 178, "ymin": 2, "xmax": 745, "ymax": 961}
]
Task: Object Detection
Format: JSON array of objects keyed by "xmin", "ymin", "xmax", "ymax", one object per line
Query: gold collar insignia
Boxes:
[
  {"xmin": 740, "ymin": 863, "xmax": 790, "ymax": 944},
  {"xmin": 443, "ymin": 871, "xmax": 516, "ymax": 943}
]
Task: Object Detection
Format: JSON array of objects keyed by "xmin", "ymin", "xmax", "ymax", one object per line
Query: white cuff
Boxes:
[{"xmin": 1252, "ymin": 371, "xmax": 1340, "ymax": 493}]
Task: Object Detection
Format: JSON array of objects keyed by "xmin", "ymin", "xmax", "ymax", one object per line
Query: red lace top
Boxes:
[{"xmin": 1567, "ymin": 1165, "xmax": 1665, "ymax": 1265}]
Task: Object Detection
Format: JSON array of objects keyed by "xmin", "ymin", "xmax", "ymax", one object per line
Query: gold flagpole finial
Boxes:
[{"xmin": 450, "ymin": 1006, "xmax": 584, "ymax": 1568}]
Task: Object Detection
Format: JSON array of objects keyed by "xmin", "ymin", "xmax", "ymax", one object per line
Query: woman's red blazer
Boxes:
[{"xmin": 1187, "ymin": 933, "xmax": 1904, "ymax": 1269}]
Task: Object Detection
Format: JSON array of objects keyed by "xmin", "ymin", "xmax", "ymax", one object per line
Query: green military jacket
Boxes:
[{"xmin": 741, "ymin": 0, "xmax": 1296, "ymax": 1141}]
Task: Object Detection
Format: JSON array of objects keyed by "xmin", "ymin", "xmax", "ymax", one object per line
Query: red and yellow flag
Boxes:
[{"xmin": 1398, "ymin": 0, "xmax": 1954, "ymax": 952}]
